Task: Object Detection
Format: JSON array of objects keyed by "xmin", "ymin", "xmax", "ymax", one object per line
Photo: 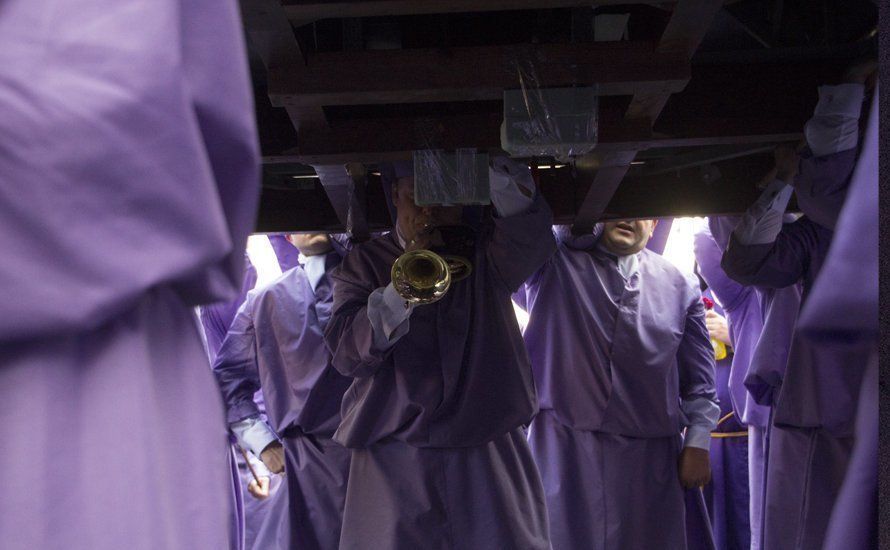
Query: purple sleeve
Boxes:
[
  {"xmin": 324, "ymin": 253, "xmax": 395, "ymax": 379},
  {"xmin": 678, "ymin": 296, "xmax": 718, "ymax": 403},
  {"xmin": 793, "ymin": 148, "xmax": 858, "ymax": 231},
  {"xmin": 212, "ymin": 296, "xmax": 261, "ymax": 425},
  {"xmin": 693, "ymin": 229, "xmax": 750, "ymax": 313},
  {"xmin": 487, "ymin": 193, "xmax": 557, "ymax": 292},
  {"xmin": 721, "ymin": 218, "xmax": 820, "ymax": 289}
]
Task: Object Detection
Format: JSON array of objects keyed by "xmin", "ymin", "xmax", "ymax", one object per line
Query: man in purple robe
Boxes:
[
  {"xmin": 721, "ymin": 74, "xmax": 872, "ymax": 549},
  {"xmin": 324, "ymin": 158, "xmax": 555, "ymax": 549},
  {"xmin": 198, "ymin": 254, "xmax": 260, "ymax": 550},
  {"xmin": 694, "ymin": 236, "xmax": 757, "ymax": 550},
  {"xmin": 517, "ymin": 220, "xmax": 719, "ymax": 550},
  {"xmin": 213, "ymin": 234, "xmax": 351, "ymax": 550},
  {"xmin": 0, "ymin": 1, "xmax": 259, "ymax": 548}
]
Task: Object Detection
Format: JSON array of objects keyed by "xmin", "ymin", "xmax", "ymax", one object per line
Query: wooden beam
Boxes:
[
  {"xmin": 280, "ymin": 109, "xmax": 653, "ymax": 164},
  {"xmin": 638, "ymin": 143, "xmax": 777, "ymax": 176},
  {"xmin": 241, "ymin": 0, "xmax": 328, "ymax": 129},
  {"xmin": 261, "ymin": 114, "xmax": 803, "ymax": 165},
  {"xmin": 281, "ymin": 0, "xmax": 664, "ymax": 21},
  {"xmin": 572, "ymin": 0, "xmax": 723, "ymax": 231},
  {"xmin": 254, "ymin": 153, "xmax": 773, "ymax": 232},
  {"xmin": 268, "ymin": 42, "xmax": 689, "ymax": 108}
]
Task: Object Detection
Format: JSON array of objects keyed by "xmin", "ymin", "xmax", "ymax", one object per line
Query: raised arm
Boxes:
[
  {"xmin": 487, "ymin": 157, "xmax": 557, "ymax": 292},
  {"xmin": 693, "ymin": 221, "xmax": 751, "ymax": 313}
]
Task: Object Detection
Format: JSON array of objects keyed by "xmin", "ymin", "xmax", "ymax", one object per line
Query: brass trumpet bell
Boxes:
[
  {"xmin": 391, "ymin": 249, "xmax": 452, "ymax": 304},
  {"xmin": 391, "ymin": 224, "xmax": 476, "ymax": 304}
]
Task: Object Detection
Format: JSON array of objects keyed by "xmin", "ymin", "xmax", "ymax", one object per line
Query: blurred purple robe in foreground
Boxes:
[
  {"xmin": 518, "ymin": 227, "xmax": 718, "ymax": 549},
  {"xmin": 0, "ymin": 1, "xmax": 260, "ymax": 549},
  {"xmin": 214, "ymin": 250, "xmax": 351, "ymax": 550},
  {"xmin": 721, "ymin": 110, "xmax": 869, "ymax": 550},
  {"xmin": 326, "ymin": 194, "xmax": 556, "ymax": 549},
  {"xmin": 798, "ymin": 88, "xmax": 878, "ymax": 550},
  {"xmin": 199, "ymin": 255, "xmax": 259, "ymax": 550}
]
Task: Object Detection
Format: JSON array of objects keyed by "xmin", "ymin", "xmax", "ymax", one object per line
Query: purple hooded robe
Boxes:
[
  {"xmin": 694, "ymin": 230, "xmax": 757, "ymax": 550},
  {"xmin": 721, "ymin": 100, "xmax": 870, "ymax": 550},
  {"xmin": 325, "ymin": 192, "xmax": 556, "ymax": 549},
  {"xmin": 214, "ymin": 250, "xmax": 352, "ymax": 550},
  {"xmin": 797, "ymin": 88, "xmax": 878, "ymax": 550},
  {"xmin": 199, "ymin": 255, "xmax": 259, "ymax": 550},
  {"xmin": 0, "ymin": 1, "xmax": 259, "ymax": 549},
  {"xmin": 518, "ymin": 226, "xmax": 718, "ymax": 550}
]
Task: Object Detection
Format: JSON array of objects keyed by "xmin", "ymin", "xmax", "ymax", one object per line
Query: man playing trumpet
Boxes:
[{"xmin": 325, "ymin": 158, "xmax": 556, "ymax": 549}]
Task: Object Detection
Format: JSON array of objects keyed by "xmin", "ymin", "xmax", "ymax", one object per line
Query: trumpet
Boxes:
[{"xmin": 391, "ymin": 226, "xmax": 475, "ymax": 305}]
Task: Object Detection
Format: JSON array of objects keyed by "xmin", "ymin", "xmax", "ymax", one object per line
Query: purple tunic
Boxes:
[
  {"xmin": 326, "ymin": 194, "xmax": 556, "ymax": 549},
  {"xmin": 199, "ymin": 255, "xmax": 259, "ymax": 550},
  {"xmin": 519, "ymin": 230, "xmax": 717, "ymax": 549},
  {"xmin": 695, "ymin": 219, "xmax": 767, "ymax": 427},
  {"xmin": 213, "ymin": 252, "xmax": 351, "ymax": 550},
  {"xmin": 0, "ymin": 1, "xmax": 259, "ymax": 549},
  {"xmin": 721, "ymin": 144, "xmax": 870, "ymax": 550},
  {"xmin": 202, "ymin": 255, "xmax": 259, "ymax": 361}
]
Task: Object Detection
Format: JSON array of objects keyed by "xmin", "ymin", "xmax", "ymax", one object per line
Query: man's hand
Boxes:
[
  {"xmin": 705, "ymin": 310, "xmax": 731, "ymax": 347},
  {"xmin": 774, "ymin": 143, "xmax": 801, "ymax": 184},
  {"xmin": 404, "ymin": 226, "xmax": 444, "ymax": 253},
  {"xmin": 678, "ymin": 447, "xmax": 711, "ymax": 489},
  {"xmin": 259, "ymin": 441, "xmax": 285, "ymax": 474},
  {"xmin": 247, "ymin": 476, "xmax": 271, "ymax": 500}
]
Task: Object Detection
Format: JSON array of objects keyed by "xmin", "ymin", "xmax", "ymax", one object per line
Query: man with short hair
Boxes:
[
  {"xmin": 214, "ymin": 233, "xmax": 351, "ymax": 550},
  {"xmin": 517, "ymin": 220, "xmax": 719, "ymax": 550},
  {"xmin": 325, "ymin": 158, "xmax": 555, "ymax": 549}
]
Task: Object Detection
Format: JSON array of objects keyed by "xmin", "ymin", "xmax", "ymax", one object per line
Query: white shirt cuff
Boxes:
[
  {"xmin": 684, "ymin": 426, "xmax": 713, "ymax": 450},
  {"xmin": 734, "ymin": 179, "xmax": 793, "ymax": 245},
  {"xmin": 804, "ymin": 83, "xmax": 864, "ymax": 157},
  {"xmin": 302, "ymin": 254, "xmax": 327, "ymax": 292},
  {"xmin": 367, "ymin": 283, "xmax": 414, "ymax": 350},
  {"xmin": 681, "ymin": 396, "xmax": 720, "ymax": 450},
  {"xmin": 489, "ymin": 157, "xmax": 535, "ymax": 217},
  {"xmin": 230, "ymin": 416, "xmax": 278, "ymax": 457}
]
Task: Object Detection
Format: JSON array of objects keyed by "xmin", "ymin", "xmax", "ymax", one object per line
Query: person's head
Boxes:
[
  {"xmin": 392, "ymin": 176, "xmax": 462, "ymax": 242},
  {"xmin": 286, "ymin": 233, "xmax": 332, "ymax": 256},
  {"xmin": 599, "ymin": 219, "xmax": 658, "ymax": 256}
]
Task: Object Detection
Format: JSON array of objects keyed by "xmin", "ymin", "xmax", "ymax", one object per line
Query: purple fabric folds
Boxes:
[
  {"xmin": 518, "ymin": 228, "xmax": 717, "ymax": 549},
  {"xmin": 0, "ymin": 1, "xmax": 259, "ymax": 549},
  {"xmin": 799, "ymin": 88, "xmax": 879, "ymax": 550},
  {"xmin": 325, "ymin": 193, "xmax": 556, "ymax": 548}
]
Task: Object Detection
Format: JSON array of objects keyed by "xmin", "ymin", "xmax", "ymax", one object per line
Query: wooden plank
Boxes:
[
  {"xmin": 261, "ymin": 115, "xmax": 803, "ymax": 164},
  {"xmin": 281, "ymin": 0, "xmax": 663, "ymax": 21},
  {"xmin": 240, "ymin": 0, "xmax": 327, "ymax": 127},
  {"xmin": 255, "ymin": 154, "xmax": 774, "ymax": 232},
  {"xmin": 290, "ymin": 109, "xmax": 652, "ymax": 162},
  {"xmin": 268, "ymin": 42, "xmax": 689, "ymax": 108},
  {"xmin": 639, "ymin": 143, "xmax": 776, "ymax": 176}
]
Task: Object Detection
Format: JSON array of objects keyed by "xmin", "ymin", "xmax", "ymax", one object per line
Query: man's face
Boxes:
[
  {"xmin": 599, "ymin": 219, "xmax": 658, "ymax": 256},
  {"xmin": 393, "ymin": 177, "xmax": 462, "ymax": 242},
  {"xmin": 286, "ymin": 233, "xmax": 332, "ymax": 257}
]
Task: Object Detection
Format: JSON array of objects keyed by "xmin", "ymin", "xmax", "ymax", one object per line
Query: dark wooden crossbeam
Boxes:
[
  {"xmin": 254, "ymin": 152, "xmax": 773, "ymax": 232},
  {"xmin": 241, "ymin": 0, "xmax": 328, "ymax": 129},
  {"xmin": 268, "ymin": 42, "xmax": 689, "ymax": 108},
  {"xmin": 280, "ymin": 0, "xmax": 664, "ymax": 21}
]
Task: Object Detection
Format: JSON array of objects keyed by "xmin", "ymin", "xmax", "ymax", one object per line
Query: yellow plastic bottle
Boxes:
[{"xmin": 702, "ymin": 296, "xmax": 728, "ymax": 361}]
